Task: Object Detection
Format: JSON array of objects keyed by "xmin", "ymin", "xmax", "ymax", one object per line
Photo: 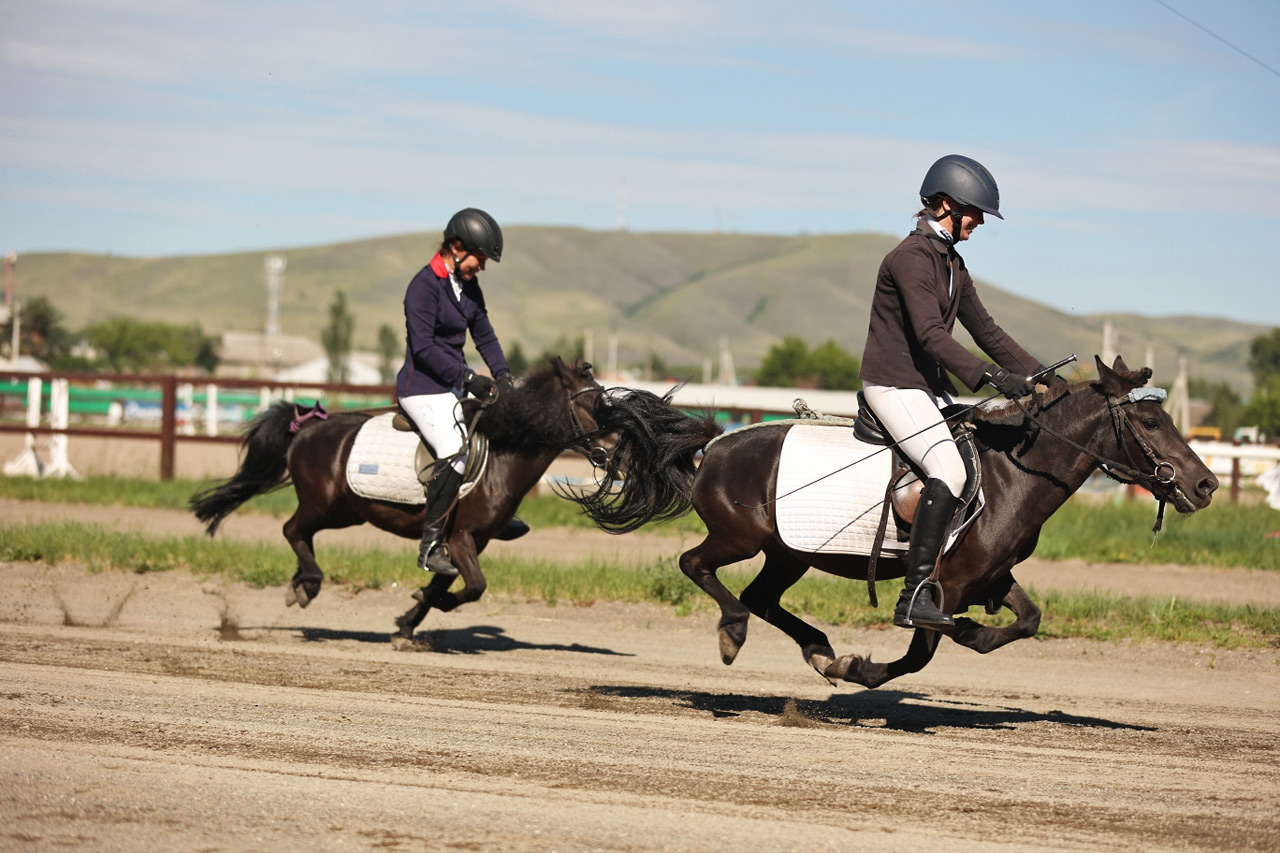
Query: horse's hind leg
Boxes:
[
  {"xmin": 949, "ymin": 576, "xmax": 1041, "ymax": 654},
  {"xmin": 283, "ymin": 513, "xmax": 324, "ymax": 609},
  {"xmin": 737, "ymin": 548, "xmax": 840, "ymax": 681},
  {"xmin": 679, "ymin": 535, "xmax": 759, "ymax": 665}
]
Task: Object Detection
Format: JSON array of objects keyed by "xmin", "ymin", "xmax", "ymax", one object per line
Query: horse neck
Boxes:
[{"xmin": 981, "ymin": 391, "xmax": 1112, "ymax": 519}]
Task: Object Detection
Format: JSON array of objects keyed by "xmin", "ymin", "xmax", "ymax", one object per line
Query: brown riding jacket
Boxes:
[{"xmin": 859, "ymin": 228, "xmax": 1043, "ymax": 397}]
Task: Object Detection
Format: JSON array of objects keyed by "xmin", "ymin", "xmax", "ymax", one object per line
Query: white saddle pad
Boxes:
[
  {"xmin": 776, "ymin": 423, "xmax": 909, "ymax": 555},
  {"xmin": 346, "ymin": 413, "xmax": 479, "ymax": 505},
  {"xmin": 776, "ymin": 423, "xmax": 982, "ymax": 556}
]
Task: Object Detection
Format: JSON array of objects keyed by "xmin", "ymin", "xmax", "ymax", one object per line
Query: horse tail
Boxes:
[
  {"xmin": 565, "ymin": 387, "xmax": 722, "ymax": 533},
  {"xmin": 190, "ymin": 400, "xmax": 301, "ymax": 535}
]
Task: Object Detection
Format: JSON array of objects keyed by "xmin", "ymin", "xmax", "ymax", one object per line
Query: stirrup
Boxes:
[
  {"xmin": 894, "ymin": 581, "xmax": 953, "ymax": 629},
  {"xmin": 418, "ymin": 538, "xmax": 458, "ymax": 576}
]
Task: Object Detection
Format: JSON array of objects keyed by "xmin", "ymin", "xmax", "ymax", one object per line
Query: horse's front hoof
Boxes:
[
  {"xmin": 803, "ymin": 644, "xmax": 839, "ymax": 686},
  {"xmin": 823, "ymin": 653, "xmax": 866, "ymax": 685}
]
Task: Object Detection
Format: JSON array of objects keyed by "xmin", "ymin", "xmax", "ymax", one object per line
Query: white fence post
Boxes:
[
  {"xmin": 2, "ymin": 377, "xmax": 45, "ymax": 477},
  {"xmin": 43, "ymin": 378, "xmax": 81, "ymax": 479}
]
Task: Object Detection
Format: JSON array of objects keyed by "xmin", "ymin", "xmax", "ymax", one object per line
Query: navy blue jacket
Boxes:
[{"xmin": 395, "ymin": 253, "xmax": 509, "ymax": 397}]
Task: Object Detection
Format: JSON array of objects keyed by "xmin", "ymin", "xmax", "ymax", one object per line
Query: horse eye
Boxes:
[{"xmin": 1142, "ymin": 417, "xmax": 1160, "ymax": 430}]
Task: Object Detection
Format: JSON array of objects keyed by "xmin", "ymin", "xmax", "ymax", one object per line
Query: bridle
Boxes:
[
  {"xmin": 1012, "ymin": 385, "xmax": 1185, "ymax": 536},
  {"xmin": 564, "ymin": 384, "xmax": 611, "ymax": 467}
]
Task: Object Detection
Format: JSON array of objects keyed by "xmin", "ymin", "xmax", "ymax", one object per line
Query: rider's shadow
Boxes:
[
  {"xmin": 587, "ymin": 685, "xmax": 1156, "ymax": 733},
  {"xmin": 284, "ymin": 623, "xmax": 631, "ymax": 657}
]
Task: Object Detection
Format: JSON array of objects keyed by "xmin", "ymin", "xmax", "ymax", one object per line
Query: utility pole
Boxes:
[{"xmin": 264, "ymin": 255, "xmax": 286, "ymax": 370}]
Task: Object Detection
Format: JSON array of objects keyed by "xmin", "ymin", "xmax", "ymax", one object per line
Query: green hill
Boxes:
[{"xmin": 13, "ymin": 226, "xmax": 1267, "ymax": 391}]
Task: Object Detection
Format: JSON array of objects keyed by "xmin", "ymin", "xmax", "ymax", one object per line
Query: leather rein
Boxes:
[{"xmin": 1011, "ymin": 385, "xmax": 1183, "ymax": 536}]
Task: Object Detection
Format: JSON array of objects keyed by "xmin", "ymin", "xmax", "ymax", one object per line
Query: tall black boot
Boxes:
[
  {"xmin": 893, "ymin": 478, "xmax": 961, "ymax": 629},
  {"xmin": 418, "ymin": 467, "xmax": 464, "ymax": 576}
]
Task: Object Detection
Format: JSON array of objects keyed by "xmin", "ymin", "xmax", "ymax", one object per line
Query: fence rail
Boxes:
[{"xmin": 3, "ymin": 369, "xmax": 1278, "ymax": 499}]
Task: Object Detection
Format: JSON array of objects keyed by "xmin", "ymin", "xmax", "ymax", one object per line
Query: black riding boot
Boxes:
[
  {"xmin": 418, "ymin": 467, "xmax": 464, "ymax": 576},
  {"xmin": 893, "ymin": 478, "xmax": 961, "ymax": 629}
]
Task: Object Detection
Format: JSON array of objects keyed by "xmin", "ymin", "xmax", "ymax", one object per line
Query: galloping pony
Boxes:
[
  {"xmin": 192, "ymin": 357, "xmax": 611, "ymax": 645},
  {"xmin": 567, "ymin": 356, "xmax": 1218, "ymax": 687}
]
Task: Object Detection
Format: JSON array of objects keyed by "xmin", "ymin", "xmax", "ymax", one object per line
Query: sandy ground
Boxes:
[{"xmin": 1, "ymin": 501, "xmax": 1279, "ymax": 851}]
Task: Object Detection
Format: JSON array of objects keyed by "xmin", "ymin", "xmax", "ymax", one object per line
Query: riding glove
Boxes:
[
  {"xmin": 462, "ymin": 369, "xmax": 497, "ymax": 399},
  {"xmin": 985, "ymin": 367, "xmax": 1034, "ymax": 400},
  {"xmin": 495, "ymin": 370, "xmax": 515, "ymax": 395}
]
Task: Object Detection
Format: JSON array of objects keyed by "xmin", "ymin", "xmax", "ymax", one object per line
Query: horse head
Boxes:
[
  {"xmin": 1093, "ymin": 354, "xmax": 1218, "ymax": 513},
  {"xmin": 551, "ymin": 355, "xmax": 616, "ymax": 466}
]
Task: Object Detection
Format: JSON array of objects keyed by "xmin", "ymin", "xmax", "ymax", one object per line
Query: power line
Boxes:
[{"xmin": 1151, "ymin": 0, "xmax": 1280, "ymax": 80}]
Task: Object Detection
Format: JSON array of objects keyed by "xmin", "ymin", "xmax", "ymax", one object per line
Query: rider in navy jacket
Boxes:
[
  {"xmin": 396, "ymin": 251, "xmax": 509, "ymax": 398},
  {"xmin": 396, "ymin": 208, "xmax": 514, "ymax": 576}
]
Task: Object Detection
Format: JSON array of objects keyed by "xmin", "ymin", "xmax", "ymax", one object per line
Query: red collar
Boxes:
[{"xmin": 429, "ymin": 253, "xmax": 450, "ymax": 278}]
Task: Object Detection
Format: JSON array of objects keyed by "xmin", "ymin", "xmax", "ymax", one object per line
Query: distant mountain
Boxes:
[{"xmin": 15, "ymin": 226, "xmax": 1268, "ymax": 392}]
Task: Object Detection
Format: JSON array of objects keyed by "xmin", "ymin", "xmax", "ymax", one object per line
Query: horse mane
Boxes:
[
  {"xmin": 971, "ymin": 361, "xmax": 1153, "ymax": 452},
  {"xmin": 461, "ymin": 359, "xmax": 584, "ymax": 451}
]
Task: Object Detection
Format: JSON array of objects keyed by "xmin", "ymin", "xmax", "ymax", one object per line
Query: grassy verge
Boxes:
[{"xmin": 2, "ymin": 520, "xmax": 1276, "ymax": 649}]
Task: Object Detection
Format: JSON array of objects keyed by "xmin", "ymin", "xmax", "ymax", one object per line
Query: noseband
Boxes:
[{"xmin": 1014, "ymin": 386, "xmax": 1186, "ymax": 536}]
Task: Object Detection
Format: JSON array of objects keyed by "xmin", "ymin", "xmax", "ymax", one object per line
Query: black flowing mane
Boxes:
[{"xmin": 462, "ymin": 358, "xmax": 594, "ymax": 452}]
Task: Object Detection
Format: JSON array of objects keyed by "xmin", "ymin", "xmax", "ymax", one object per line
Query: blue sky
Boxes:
[{"xmin": 2, "ymin": 0, "xmax": 1278, "ymax": 325}]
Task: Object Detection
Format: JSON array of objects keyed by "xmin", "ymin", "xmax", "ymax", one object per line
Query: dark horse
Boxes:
[
  {"xmin": 568, "ymin": 356, "xmax": 1218, "ymax": 687},
  {"xmin": 191, "ymin": 357, "xmax": 610, "ymax": 645}
]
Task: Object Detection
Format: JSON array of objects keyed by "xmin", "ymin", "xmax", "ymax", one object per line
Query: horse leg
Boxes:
[
  {"xmin": 736, "ymin": 548, "xmax": 844, "ymax": 683},
  {"xmin": 948, "ymin": 575, "xmax": 1042, "ymax": 654},
  {"xmin": 282, "ymin": 513, "xmax": 324, "ymax": 609},
  {"xmin": 678, "ymin": 535, "xmax": 760, "ymax": 665},
  {"xmin": 391, "ymin": 573, "xmax": 456, "ymax": 648},
  {"xmin": 830, "ymin": 627, "xmax": 942, "ymax": 688}
]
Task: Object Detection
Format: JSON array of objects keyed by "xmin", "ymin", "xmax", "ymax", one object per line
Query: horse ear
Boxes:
[
  {"xmin": 1112, "ymin": 354, "xmax": 1130, "ymax": 372},
  {"xmin": 1094, "ymin": 354, "xmax": 1125, "ymax": 395}
]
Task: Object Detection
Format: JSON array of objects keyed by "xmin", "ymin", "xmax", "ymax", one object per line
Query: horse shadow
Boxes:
[
  {"xmin": 243, "ymin": 623, "xmax": 632, "ymax": 658},
  {"xmin": 586, "ymin": 684, "xmax": 1156, "ymax": 733}
]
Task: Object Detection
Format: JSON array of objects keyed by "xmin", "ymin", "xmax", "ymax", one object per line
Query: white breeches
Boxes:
[
  {"xmin": 399, "ymin": 392, "xmax": 468, "ymax": 475},
  {"xmin": 861, "ymin": 384, "xmax": 965, "ymax": 499}
]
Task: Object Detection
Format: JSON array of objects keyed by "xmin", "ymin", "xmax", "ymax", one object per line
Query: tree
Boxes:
[
  {"xmin": 377, "ymin": 323, "xmax": 399, "ymax": 384},
  {"xmin": 1247, "ymin": 328, "xmax": 1280, "ymax": 384},
  {"xmin": 1201, "ymin": 382, "xmax": 1244, "ymax": 436},
  {"xmin": 755, "ymin": 337, "xmax": 862, "ymax": 390},
  {"xmin": 505, "ymin": 341, "xmax": 528, "ymax": 376},
  {"xmin": 806, "ymin": 340, "xmax": 862, "ymax": 390},
  {"xmin": 1244, "ymin": 375, "xmax": 1280, "ymax": 438},
  {"xmin": 321, "ymin": 291, "xmax": 355, "ymax": 384},
  {"xmin": 755, "ymin": 336, "xmax": 811, "ymax": 387},
  {"xmin": 86, "ymin": 316, "xmax": 219, "ymax": 372}
]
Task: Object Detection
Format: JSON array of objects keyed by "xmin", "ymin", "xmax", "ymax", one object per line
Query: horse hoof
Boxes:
[
  {"xmin": 803, "ymin": 645, "xmax": 838, "ymax": 684},
  {"xmin": 823, "ymin": 653, "xmax": 864, "ymax": 684},
  {"xmin": 286, "ymin": 581, "xmax": 316, "ymax": 609},
  {"xmin": 718, "ymin": 621, "xmax": 747, "ymax": 665}
]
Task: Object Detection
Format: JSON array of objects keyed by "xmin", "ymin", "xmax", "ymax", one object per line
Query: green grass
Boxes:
[
  {"xmin": 0, "ymin": 474, "xmax": 709, "ymax": 534},
  {"xmin": 1035, "ymin": 495, "xmax": 1280, "ymax": 570},
  {"xmin": 2, "ymin": 475, "xmax": 1276, "ymax": 568},
  {"xmin": 1, "ymin": 519, "xmax": 1276, "ymax": 649}
]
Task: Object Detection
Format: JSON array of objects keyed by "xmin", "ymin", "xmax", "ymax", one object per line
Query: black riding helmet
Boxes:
[
  {"xmin": 444, "ymin": 208, "xmax": 503, "ymax": 262},
  {"xmin": 919, "ymin": 155, "xmax": 1004, "ymax": 220}
]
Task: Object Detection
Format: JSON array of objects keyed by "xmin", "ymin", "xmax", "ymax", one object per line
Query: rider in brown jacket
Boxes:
[{"xmin": 860, "ymin": 154, "xmax": 1059, "ymax": 630}]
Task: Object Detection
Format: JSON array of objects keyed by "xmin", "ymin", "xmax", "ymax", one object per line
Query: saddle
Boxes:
[
  {"xmin": 391, "ymin": 410, "xmax": 489, "ymax": 490},
  {"xmin": 851, "ymin": 391, "xmax": 981, "ymax": 527},
  {"xmin": 849, "ymin": 391, "xmax": 982, "ymax": 606}
]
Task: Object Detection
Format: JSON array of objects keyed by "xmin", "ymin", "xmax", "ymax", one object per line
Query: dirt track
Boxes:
[{"xmin": 2, "ymin": 504, "xmax": 1279, "ymax": 851}]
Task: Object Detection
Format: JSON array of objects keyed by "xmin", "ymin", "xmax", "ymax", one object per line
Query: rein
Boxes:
[
  {"xmin": 1011, "ymin": 386, "xmax": 1180, "ymax": 539},
  {"xmin": 565, "ymin": 385, "xmax": 610, "ymax": 466}
]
